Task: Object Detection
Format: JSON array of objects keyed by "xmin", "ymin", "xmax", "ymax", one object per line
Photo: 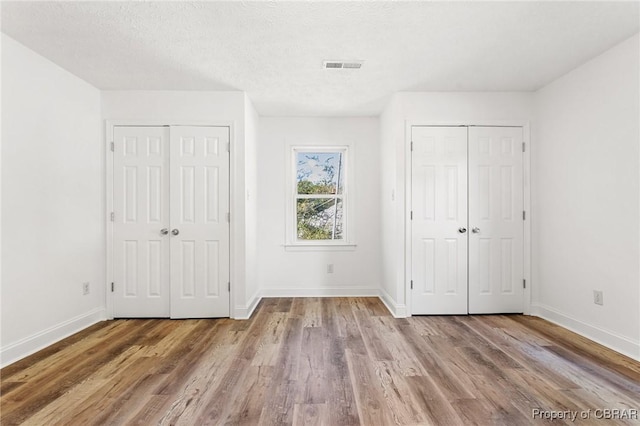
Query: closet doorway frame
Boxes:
[
  {"xmin": 404, "ymin": 120, "xmax": 532, "ymax": 316},
  {"xmin": 105, "ymin": 120, "xmax": 236, "ymax": 320}
]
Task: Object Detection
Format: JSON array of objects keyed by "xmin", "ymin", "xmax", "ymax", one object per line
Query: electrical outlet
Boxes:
[
  {"xmin": 327, "ymin": 264, "xmax": 334, "ymax": 274},
  {"xmin": 593, "ymin": 290, "xmax": 603, "ymax": 306},
  {"xmin": 82, "ymin": 282, "xmax": 90, "ymax": 296}
]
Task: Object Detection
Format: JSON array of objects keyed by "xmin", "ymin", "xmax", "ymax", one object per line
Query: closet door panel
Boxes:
[
  {"xmin": 112, "ymin": 125, "xmax": 230, "ymax": 319},
  {"xmin": 411, "ymin": 126, "xmax": 468, "ymax": 315},
  {"xmin": 170, "ymin": 126, "xmax": 230, "ymax": 318},
  {"xmin": 113, "ymin": 126, "xmax": 171, "ymax": 317},
  {"xmin": 468, "ymin": 127, "xmax": 524, "ymax": 313}
]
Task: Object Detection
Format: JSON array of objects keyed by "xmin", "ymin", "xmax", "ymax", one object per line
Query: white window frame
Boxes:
[{"xmin": 285, "ymin": 144, "xmax": 356, "ymax": 250}]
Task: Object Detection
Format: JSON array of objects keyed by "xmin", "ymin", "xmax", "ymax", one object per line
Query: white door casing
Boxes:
[
  {"xmin": 170, "ymin": 126, "xmax": 230, "ymax": 318},
  {"xmin": 411, "ymin": 126, "xmax": 469, "ymax": 315},
  {"xmin": 113, "ymin": 126, "xmax": 171, "ymax": 317},
  {"xmin": 468, "ymin": 126, "xmax": 524, "ymax": 313},
  {"xmin": 112, "ymin": 125, "xmax": 230, "ymax": 319}
]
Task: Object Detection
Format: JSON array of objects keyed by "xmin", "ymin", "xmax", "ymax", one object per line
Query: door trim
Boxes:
[
  {"xmin": 105, "ymin": 120, "xmax": 235, "ymax": 319},
  {"xmin": 404, "ymin": 120, "xmax": 531, "ymax": 316}
]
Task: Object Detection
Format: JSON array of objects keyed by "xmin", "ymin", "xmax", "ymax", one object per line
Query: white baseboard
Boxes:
[
  {"xmin": 379, "ymin": 288, "xmax": 408, "ymax": 318},
  {"xmin": 0, "ymin": 307, "xmax": 107, "ymax": 368},
  {"xmin": 260, "ymin": 287, "xmax": 379, "ymax": 298},
  {"xmin": 234, "ymin": 291, "xmax": 262, "ymax": 320},
  {"xmin": 530, "ymin": 303, "xmax": 640, "ymax": 361}
]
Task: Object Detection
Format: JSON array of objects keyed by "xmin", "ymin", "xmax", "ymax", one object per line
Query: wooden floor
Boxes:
[{"xmin": 2, "ymin": 298, "xmax": 639, "ymax": 425}]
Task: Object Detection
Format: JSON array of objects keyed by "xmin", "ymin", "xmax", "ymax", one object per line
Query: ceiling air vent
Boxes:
[{"xmin": 323, "ymin": 60, "xmax": 364, "ymax": 69}]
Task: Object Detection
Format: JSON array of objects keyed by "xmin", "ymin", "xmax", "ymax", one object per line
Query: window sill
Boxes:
[{"xmin": 284, "ymin": 243, "xmax": 357, "ymax": 252}]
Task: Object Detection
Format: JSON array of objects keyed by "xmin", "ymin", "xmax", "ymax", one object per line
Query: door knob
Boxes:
[
  {"xmin": 171, "ymin": 229, "xmax": 180, "ymax": 236},
  {"xmin": 160, "ymin": 228, "xmax": 169, "ymax": 236},
  {"xmin": 458, "ymin": 227, "xmax": 467, "ymax": 234},
  {"xmin": 472, "ymin": 227, "xmax": 480, "ymax": 233}
]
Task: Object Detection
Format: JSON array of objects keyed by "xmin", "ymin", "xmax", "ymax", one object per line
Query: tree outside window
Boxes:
[{"xmin": 295, "ymin": 149, "xmax": 346, "ymax": 241}]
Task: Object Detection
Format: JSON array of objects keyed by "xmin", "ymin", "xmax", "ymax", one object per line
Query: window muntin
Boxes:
[{"xmin": 294, "ymin": 149, "xmax": 347, "ymax": 242}]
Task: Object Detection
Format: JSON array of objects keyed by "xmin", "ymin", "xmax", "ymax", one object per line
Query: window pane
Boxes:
[
  {"xmin": 296, "ymin": 152, "xmax": 344, "ymax": 195},
  {"xmin": 297, "ymin": 198, "xmax": 343, "ymax": 240}
]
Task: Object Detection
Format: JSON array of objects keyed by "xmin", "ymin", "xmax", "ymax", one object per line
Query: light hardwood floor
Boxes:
[{"xmin": 1, "ymin": 297, "xmax": 639, "ymax": 425}]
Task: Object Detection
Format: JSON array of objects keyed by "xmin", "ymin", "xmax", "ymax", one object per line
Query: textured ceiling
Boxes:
[{"xmin": 2, "ymin": 1, "xmax": 639, "ymax": 116}]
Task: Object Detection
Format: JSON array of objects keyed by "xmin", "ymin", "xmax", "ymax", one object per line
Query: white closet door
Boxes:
[
  {"xmin": 468, "ymin": 127, "xmax": 524, "ymax": 313},
  {"xmin": 170, "ymin": 126, "xmax": 230, "ymax": 318},
  {"xmin": 411, "ymin": 126, "xmax": 468, "ymax": 315},
  {"xmin": 113, "ymin": 126, "xmax": 171, "ymax": 317}
]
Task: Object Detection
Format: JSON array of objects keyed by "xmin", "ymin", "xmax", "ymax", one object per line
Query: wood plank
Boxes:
[
  {"xmin": 0, "ymin": 321, "xmax": 113, "ymax": 380},
  {"xmin": 513, "ymin": 315, "xmax": 640, "ymax": 382},
  {"xmin": 374, "ymin": 360, "xmax": 429, "ymax": 425},
  {"xmin": 346, "ymin": 351, "xmax": 393, "ymax": 426},
  {"xmin": 405, "ymin": 375, "xmax": 466, "ymax": 425},
  {"xmin": 2, "ymin": 298, "xmax": 639, "ymax": 426},
  {"xmin": 299, "ymin": 297, "xmax": 321, "ymax": 327},
  {"xmin": 156, "ymin": 313, "xmax": 272, "ymax": 424},
  {"xmin": 463, "ymin": 373, "xmax": 539, "ymax": 422},
  {"xmin": 322, "ymin": 297, "xmax": 348, "ymax": 338},
  {"xmin": 49, "ymin": 356, "xmax": 161, "ymax": 426},
  {"xmin": 453, "ymin": 398, "xmax": 529, "ymax": 426},
  {"xmin": 4, "ymin": 320, "xmax": 130, "ymax": 383},
  {"xmin": 298, "ymin": 326, "xmax": 327, "ymax": 404},
  {"xmin": 224, "ymin": 365, "xmax": 273, "ymax": 425},
  {"xmin": 292, "ymin": 403, "xmax": 328, "ymax": 426},
  {"xmin": 375, "ymin": 316, "xmax": 427, "ymax": 376},
  {"xmin": 275, "ymin": 297, "xmax": 293, "ymax": 313},
  {"xmin": 154, "ymin": 307, "xmax": 271, "ymax": 425},
  {"xmin": 1, "ymin": 320, "xmax": 162, "ymax": 425},
  {"xmin": 324, "ymin": 336, "xmax": 360, "ymax": 425},
  {"xmin": 463, "ymin": 315, "xmax": 583, "ymax": 390},
  {"xmin": 544, "ymin": 344, "xmax": 640, "ymax": 397},
  {"xmin": 396, "ymin": 322, "xmax": 476, "ymax": 400},
  {"xmin": 19, "ymin": 346, "xmax": 148, "ymax": 425},
  {"xmin": 257, "ymin": 317, "xmax": 304, "ymax": 425},
  {"xmin": 123, "ymin": 394, "xmax": 170, "ymax": 426},
  {"xmin": 353, "ymin": 309, "xmax": 394, "ymax": 361}
]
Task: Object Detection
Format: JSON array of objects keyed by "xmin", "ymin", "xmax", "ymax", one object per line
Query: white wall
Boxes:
[
  {"xmin": 257, "ymin": 117, "xmax": 382, "ymax": 296},
  {"xmin": 1, "ymin": 35, "xmax": 103, "ymax": 366},
  {"xmin": 533, "ymin": 33, "xmax": 640, "ymax": 360},
  {"xmin": 379, "ymin": 95, "xmax": 404, "ymax": 313},
  {"xmin": 101, "ymin": 90, "xmax": 254, "ymax": 319},
  {"xmin": 379, "ymin": 92, "xmax": 534, "ymax": 315},
  {"xmin": 242, "ymin": 94, "xmax": 260, "ymax": 317}
]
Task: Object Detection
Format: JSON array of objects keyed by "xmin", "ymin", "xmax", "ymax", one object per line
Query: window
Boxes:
[{"xmin": 287, "ymin": 146, "xmax": 353, "ymax": 247}]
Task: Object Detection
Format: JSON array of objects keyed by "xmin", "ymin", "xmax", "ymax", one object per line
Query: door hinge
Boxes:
[
  {"xmin": 523, "ymin": 279, "xmax": 526, "ymax": 289},
  {"xmin": 110, "ymin": 212, "xmax": 115, "ymax": 222},
  {"xmin": 226, "ymin": 212, "xmax": 230, "ymax": 223},
  {"xmin": 110, "ymin": 141, "xmax": 115, "ymax": 152},
  {"xmin": 410, "ymin": 141, "xmax": 414, "ymax": 151},
  {"xmin": 522, "ymin": 142, "xmax": 525, "ymax": 153},
  {"xmin": 111, "ymin": 282, "xmax": 114, "ymax": 292},
  {"xmin": 410, "ymin": 211, "xmax": 413, "ymax": 220},
  {"xmin": 227, "ymin": 143, "xmax": 231, "ymax": 153},
  {"xmin": 228, "ymin": 282, "xmax": 231, "ymax": 292},
  {"xmin": 523, "ymin": 211, "xmax": 526, "ymax": 220},
  {"xmin": 410, "ymin": 280, "xmax": 414, "ymax": 290}
]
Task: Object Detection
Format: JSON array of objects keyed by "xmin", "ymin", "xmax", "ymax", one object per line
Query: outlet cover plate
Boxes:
[{"xmin": 593, "ymin": 290, "xmax": 603, "ymax": 305}]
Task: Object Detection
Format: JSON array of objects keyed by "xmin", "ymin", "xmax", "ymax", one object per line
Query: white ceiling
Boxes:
[{"xmin": 2, "ymin": 1, "xmax": 639, "ymax": 116}]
